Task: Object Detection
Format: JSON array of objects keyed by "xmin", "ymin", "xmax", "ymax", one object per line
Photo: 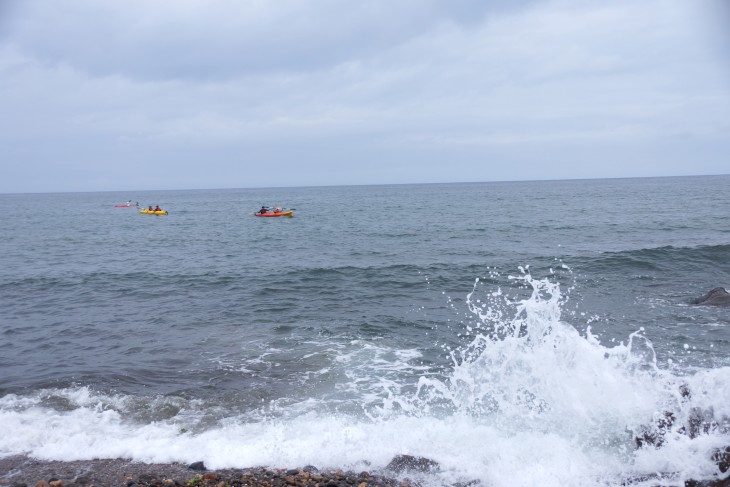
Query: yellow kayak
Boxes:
[{"xmin": 139, "ymin": 209, "xmax": 168, "ymax": 215}]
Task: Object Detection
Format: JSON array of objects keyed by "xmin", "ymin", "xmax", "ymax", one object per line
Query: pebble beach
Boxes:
[{"xmin": 0, "ymin": 456, "xmax": 408, "ymax": 487}]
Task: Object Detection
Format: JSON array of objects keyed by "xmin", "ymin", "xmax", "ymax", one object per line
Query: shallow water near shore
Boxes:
[{"xmin": 1, "ymin": 176, "xmax": 730, "ymax": 486}]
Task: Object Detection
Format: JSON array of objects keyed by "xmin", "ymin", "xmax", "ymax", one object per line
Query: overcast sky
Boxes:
[{"xmin": 1, "ymin": 0, "xmax": 728, "ymax": 193}]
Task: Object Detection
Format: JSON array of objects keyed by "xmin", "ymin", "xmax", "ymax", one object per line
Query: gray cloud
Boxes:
[
  {"xmin": 0, "ymin": 0, "xmax": 728, "ymax": 193},
  {"xmin": 2, "ymin": 0, "xmax": 520, "ymax": 80}
]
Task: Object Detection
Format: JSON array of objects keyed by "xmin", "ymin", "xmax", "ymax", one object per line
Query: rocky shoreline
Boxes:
[
  {"xmin": 2, "ymin": 454, "xmax": 729, "ymax": 487},
  {"xmin": 0, "ymin": 456, "xmax": 414, "ymax": 487}
]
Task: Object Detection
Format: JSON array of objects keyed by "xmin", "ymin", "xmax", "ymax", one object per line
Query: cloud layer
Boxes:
[{"xmin": 1, "ymin": 0, "xmax": 728, "ymax": 192}]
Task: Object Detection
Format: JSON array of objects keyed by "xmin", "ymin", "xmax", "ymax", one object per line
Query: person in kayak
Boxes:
[
  {"xmin": 259, "ymin": 206, "xmax": 268, "ymax": 214},
  {"xmin": 148, "ymin": 206, "xmax": 154, "ymax": 211},
  {"xmin": 154, "ymin": 205, "xmax": 161, "ymax": 212}
]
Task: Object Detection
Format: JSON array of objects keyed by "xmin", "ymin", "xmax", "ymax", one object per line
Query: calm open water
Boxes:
[{"xmin": 1, "ymin": 176, "xmax": 729, "ymax": 486}]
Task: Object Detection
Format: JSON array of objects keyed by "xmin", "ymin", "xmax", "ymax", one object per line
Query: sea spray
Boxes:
[{"xmin": 367, "ymin": 271, "xmax": 730, "ymax": 485}]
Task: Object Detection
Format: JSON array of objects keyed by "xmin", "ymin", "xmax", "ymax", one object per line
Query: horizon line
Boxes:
[{"xmin": 1, "ymin": 172, "xmax": 728, "ymax": 196}]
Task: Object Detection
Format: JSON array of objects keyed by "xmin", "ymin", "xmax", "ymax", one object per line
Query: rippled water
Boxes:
[{"xmin": 1, "ymin": 176, "xmax": 729, "ymax": 486}]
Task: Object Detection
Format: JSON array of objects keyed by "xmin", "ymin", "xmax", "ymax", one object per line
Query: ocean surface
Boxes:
[{"xmin": 1, "ymin": 175, "xmax": 729, "ymax": 486}]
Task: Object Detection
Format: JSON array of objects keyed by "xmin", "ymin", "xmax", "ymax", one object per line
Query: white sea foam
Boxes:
[{"xmin": 1, "ymin": 274, "xmax": 728, "ymax": 487}]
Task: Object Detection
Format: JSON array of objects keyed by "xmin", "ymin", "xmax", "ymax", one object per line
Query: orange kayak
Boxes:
[{"xmin": 255, "ymin": 210, "xmax": 293, "ymax": 217}]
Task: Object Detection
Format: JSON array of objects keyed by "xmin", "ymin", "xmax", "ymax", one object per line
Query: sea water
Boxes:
[{"xmin": 1, "ymin": 176, "xmax": 729, "ymax": 486}]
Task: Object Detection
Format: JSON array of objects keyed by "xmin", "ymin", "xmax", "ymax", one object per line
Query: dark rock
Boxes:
[
  {"xmin": 690, "ymin": 287, "xmax": 730, "ymax": 306},
  {"xmin": 136, "ymin": 473, "xmax": 156, "ymax": 483},
  {"xmin": 11, "ymin": 482, "xmax": 29, "ymax": 487},
  {"xmin": 385, "ymin": 455, "xmax": 440, "ymax": 474},
  {"xmin": 686, "ymin": 478, "xmax": 730, "ymax": 487},
  {"xmin": 635, "ymin": 411, "xmax": 676, "ymax": 448},
  {"xmin": 681, "ymin": 407, "xmax": 720, "ymax": 439},
  {"xmin": 286, "ymin": 468, "xmax": 299, "ymax": 475},
  {"xmin": 187, "ymin": 462, "xmax": 206, "ymax": 471},
  {"xmin": 713, "ymin": 446, "xmax": 730, "ymax": 473},
  {"xmin": 635, "ymin": 380, "xmax": 729, "ymax": 452},
  {"xmin": 302, "ymin": 465, "xmax": 319, "ymax": 473}
]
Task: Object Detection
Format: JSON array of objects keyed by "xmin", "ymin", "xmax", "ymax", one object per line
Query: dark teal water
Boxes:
[{"xmin": 1, "ymin": 176, "xmax": 729, "ymax": 486}]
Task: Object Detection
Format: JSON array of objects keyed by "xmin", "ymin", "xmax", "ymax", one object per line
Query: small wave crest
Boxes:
[{"xmin": 587, "ymin": 243, "xmax": 730, "ymax": 274}]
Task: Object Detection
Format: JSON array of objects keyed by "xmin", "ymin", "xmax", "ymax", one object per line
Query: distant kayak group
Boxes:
[
  {"xmin": 115, "ymin": 201, "xmax": 294, "ymax": 217},
  {"xmin": 114, "ymin": 201, "xmax": 168, "ymax": 215}
]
